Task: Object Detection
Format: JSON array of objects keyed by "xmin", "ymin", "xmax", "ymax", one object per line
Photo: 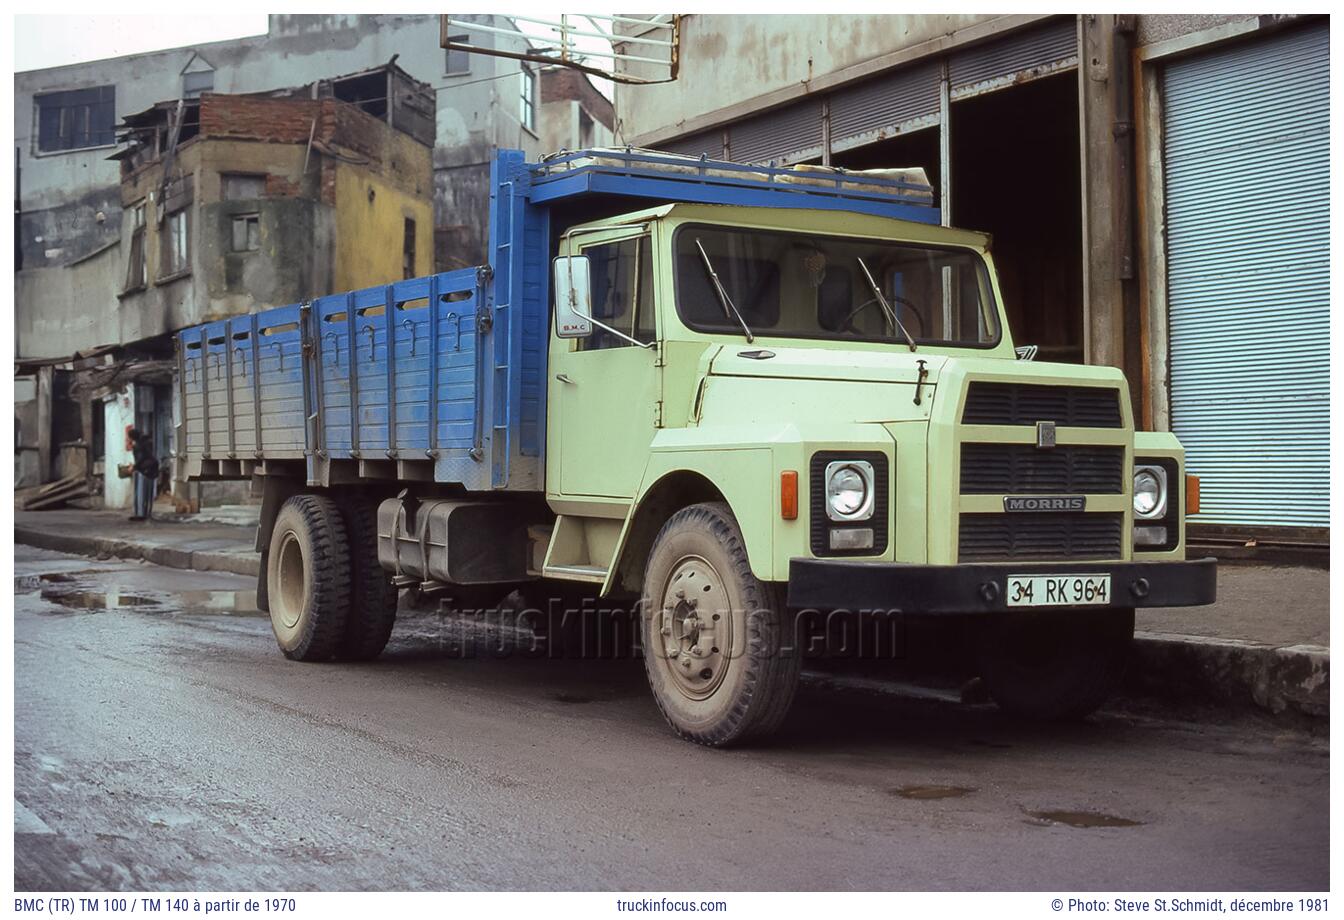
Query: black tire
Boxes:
[
  {"xmin": 640, "ymin": 502, "xmax": 801, "ymax": 746},
  {"xmin": 266, "ymin": 494, "xmax": 351, "ymax": 662},
  {"xmin": 976, "ymin": 607, "xmax": 1135, "ymax": 721},
  {"xmin": 335, "ymin": 497, "xmax": 399, "ymax": 661}
]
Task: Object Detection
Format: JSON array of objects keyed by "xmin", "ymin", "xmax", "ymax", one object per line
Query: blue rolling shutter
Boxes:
[{"xmin": 1162, "ymin": 24, "xmax": 1329, "ymax": 528}]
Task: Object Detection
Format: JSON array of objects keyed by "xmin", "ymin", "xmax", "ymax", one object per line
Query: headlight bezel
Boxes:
[
  {"xmin": 824, "ymin": 459, "xmax": 876, "ymax": 522},
  {"xmin": 1132, "ymin": 463, "xmax": 1169, "ymax": 521}
]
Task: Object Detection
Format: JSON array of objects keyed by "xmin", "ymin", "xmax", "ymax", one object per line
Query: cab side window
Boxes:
[{"xmin": 579, "ymin": 236, "xmax": 654, "ymax": 350}]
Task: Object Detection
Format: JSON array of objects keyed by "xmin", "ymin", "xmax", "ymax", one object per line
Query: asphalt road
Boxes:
[{"xmin": 13, "ymin": 546, "xmax": 1329, "ymax": 891}]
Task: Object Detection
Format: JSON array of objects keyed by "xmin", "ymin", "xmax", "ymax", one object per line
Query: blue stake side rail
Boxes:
[{"xmin": 176, "ymin": 147, "xmax": 938, "ymax": 493}]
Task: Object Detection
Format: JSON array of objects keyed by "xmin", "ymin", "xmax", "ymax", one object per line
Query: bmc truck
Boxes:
[{"xmin": 176, "ymin": 148, "xmax": 1216, "ymax": 746}]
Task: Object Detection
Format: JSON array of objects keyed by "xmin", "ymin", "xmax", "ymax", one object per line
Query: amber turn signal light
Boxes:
[
  {"xmin": 781, "ymin": 470, "xmax": 799, "ymax": 520},
  {"xmin": 1185, "ymin": 474, "xmax": 1200, "ymax": 516}
]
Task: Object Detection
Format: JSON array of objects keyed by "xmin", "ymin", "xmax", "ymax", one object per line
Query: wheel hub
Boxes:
[
  {"xmin": 656, "ymin": 555, "xmax": 731, "ymax": 700},
  {"xmin": 274, "ymin": 530, "xmax": 307, "ymax": 631}
]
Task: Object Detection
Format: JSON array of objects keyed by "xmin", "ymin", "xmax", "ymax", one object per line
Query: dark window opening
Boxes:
[
  {"xmin": 163, "ymin": 208, "xmax": 190, "ymax": 276},
  {"xmin": 232, "ymin": 214, "xmax": 259, "ymax": 252},
  {"xmin": 329, "ymin": 72, "xmax": 387, "ymax": 120},
  {"xmin": 579, "ymin": 109, "xmax": 595, "ymax": 148},
  {"xmin": 402, "ymin": 218, "xmax": 417, "ymax": 279},
  {"xmin": 36, "ymin": 85, "xmax": 116, "ymax": 152},
  {"xmin": 124, "ymin": 202, "xmax": 147, "ymax": 292}
]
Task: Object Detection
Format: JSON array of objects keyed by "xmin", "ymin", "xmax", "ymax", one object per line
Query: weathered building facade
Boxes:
[
  {"xmin": 15, "ymin": 15, "xmax": 608, "ymax": 505},
  {"xmin": 17, "ymin": 76, "xmax": 436, "ymax": 509},
  {"xmin": 614, "ymin": 14, "xmax": 1329, "ymax": 541},
  {"xmin": 15, "ymin": 13, "xmax": 544, "ymax": 361},
  {"xmin": 112, "ymin": 77, "xmax": 433, "ymax": 340}
]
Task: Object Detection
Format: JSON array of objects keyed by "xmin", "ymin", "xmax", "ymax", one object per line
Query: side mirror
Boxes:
[{"xmin": 553, "ymin": 255, "xmax": 593, "ymax": 339}]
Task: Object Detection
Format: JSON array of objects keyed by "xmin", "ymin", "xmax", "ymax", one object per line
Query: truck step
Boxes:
[{"xmin": 542, "ymin": 563, "xmax": 608, "ymax": 584}]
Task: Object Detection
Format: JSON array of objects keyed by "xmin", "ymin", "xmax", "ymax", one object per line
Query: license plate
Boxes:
[{"xmin": 1005, "ymin": 574, "xmax": 1111, "ymax": 608}]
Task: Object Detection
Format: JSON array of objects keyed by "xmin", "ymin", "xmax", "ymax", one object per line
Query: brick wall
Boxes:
[
  {"xmin": 540, "ymin": 68, "xmax": 615, "ymax": 129},
  {"xmin": 198, "ymin": 95, "xmax": 333, "ymax": 145}
]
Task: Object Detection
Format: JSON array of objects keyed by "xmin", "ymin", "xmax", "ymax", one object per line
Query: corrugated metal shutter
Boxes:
[
  {"xmin": 1163, "ymin": 24, "xmax": 1329, "ymax": 528},
  {"xmin": 948, "ymin": 17, "xmax": 1078, "ymax": 99},
  {"xmin": 658, "ymin": 130, "xmax": 725, "ymax": 159},
  {"xmin": 727, "ymin": 98, "xmax": 823, "ymax": 165},
  {"xmin": 829, "ymin": 59, "xmax": 940, "ymax": 153}
]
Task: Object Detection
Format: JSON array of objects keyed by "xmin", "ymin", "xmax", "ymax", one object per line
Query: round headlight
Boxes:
[
  {"xmin": 827, "ymin": 465, "xmax": 869, "ymax": 519},
  {"xmin": 1133, "ymin": 469, "xmax": 1162, "ymax": 517}
]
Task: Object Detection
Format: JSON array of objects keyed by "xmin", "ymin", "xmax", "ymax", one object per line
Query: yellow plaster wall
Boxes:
[{"xmin": 333, "ymin": 161, "xmax": 435, "ymax": 292}]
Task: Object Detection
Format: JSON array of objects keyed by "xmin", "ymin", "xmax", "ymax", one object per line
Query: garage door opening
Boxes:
[{"xmin": 951, "ymin": 73, "xmax": 1082, "ymax": 362}]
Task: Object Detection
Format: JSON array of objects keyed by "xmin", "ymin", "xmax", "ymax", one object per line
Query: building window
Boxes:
[
  {"xmin": 221, "ymin": 173, "xmax": 265, "ymax": 199},
  {"xmin": 445, "ymin": 36, "xmax": 471, "ymax": 75},
  {"xmin": 124, "ymin": 202, "xmax": 147, "ymax": 292},
  {"xmin": 520, "ymin": 64, "xmax": 537, "ymax": 132},
  {"xmin": 403, "ymin": 218, "xmax": 417, "ymax": 279},
  {"xmin": 163, "ymin": 208, "xmax": 190, "ymax": 277},
  {"xmin": 579, "ymin": 109, "xmax": 595, "ymax": 148},
  {"xmin": 232, "ymin": 214, "xmax": 259, "ymax": 253},
  {"xmin": 35, "ymin": 85, "xmax": 116, "ymax": 153},
  {"xmin": 182, "ymin": 70, "xmax": 214, "ymax": 99}
]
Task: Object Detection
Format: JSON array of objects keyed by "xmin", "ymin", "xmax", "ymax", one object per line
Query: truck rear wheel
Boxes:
[
  {"xmin": 266, "ymin": 494, "xmax": 351, "ymax": 662},
  {"xmin": 641, "ymin": 502, "xmax": 801, "ymax": 747},
  {"xmin": 976, "ymin": 607, "xmax": 1134, "ymax": 721},
  {"xmin": 335, "ymin": 498, "xmax": 398, "ymax": 661}
]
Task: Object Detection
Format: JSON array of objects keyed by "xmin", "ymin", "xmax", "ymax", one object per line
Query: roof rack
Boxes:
[{"xmin": 525, "ymin": 147, "xmax": 939, "ymax": 224}]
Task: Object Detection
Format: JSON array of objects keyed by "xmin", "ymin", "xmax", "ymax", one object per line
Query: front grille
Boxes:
[
  {"xmin": 958, "ymin": 512, "xmax": 1124, "ymax": 562},
  {"xmin": 810, "ymin": 451, "xmax": 889, "ymax": 558},
  {"xmin": 962, "ymin": 382, "xmax": 1123, "ymax": 428},
  {"xmin": 960, "ymin": 444, "xmax": 1125, "ymax": 494}
]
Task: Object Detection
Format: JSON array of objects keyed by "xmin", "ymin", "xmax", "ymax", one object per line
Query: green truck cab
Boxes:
[
  {"xmin": 548, "ymin": 201, "xmax": 1214, "ymax": 744},
  {"xmin": 176, "ymin": 149, "xmax": 1215, "ymax": 747}
]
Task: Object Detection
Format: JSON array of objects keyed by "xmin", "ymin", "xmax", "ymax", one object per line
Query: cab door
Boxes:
[{"xmin": 548, "ymin": 229, "xmax": 659, "ymax": 499}]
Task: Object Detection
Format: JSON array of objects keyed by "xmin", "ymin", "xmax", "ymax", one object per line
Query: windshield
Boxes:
[{"xmin": 674, "ymin": 225, "xmax": 1000, "ymax": 347}]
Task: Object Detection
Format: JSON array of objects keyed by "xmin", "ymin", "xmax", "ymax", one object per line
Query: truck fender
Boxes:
[{"xmin": 604, "ymin": 451, "xmax": 775, "ymax": 595}]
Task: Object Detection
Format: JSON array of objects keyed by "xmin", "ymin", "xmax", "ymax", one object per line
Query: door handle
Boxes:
[{"xmin": 555, "ymin": 373, "xmax": 576, "ymax": 385}]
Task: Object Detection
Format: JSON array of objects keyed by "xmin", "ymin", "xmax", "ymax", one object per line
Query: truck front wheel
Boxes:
[
  {"xmin": 976, "ymin": 607, "xmax": 1134, "ymax": 721},
  {"xmin": 641, "ymin": 502, "xmax": 801, "ymax": 746},
  {"xmin": 266, "ymin": 494, "xmax": 351, "ymax": 662}
]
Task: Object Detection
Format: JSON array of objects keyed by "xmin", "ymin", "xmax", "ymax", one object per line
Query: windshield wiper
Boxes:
[
  {"xmin": 856, "ymin": 256, "xmax": 916, "ymax": 352},
  {"xmin": 694, "ymin": 238, "xmax": 754, "ymax": 344}
]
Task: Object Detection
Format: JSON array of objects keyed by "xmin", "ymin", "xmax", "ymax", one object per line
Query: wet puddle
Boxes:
[
  {"xmin": 40, "ymin": 589, "xmax": 159, "ymax": 611},
  {"xmin": 1028, "ymin": 809, "xmax": 1143, "ymax": 828},
  {"xmin": 891, "ymin": 785, "xmax": 976, "ymax": 800}
]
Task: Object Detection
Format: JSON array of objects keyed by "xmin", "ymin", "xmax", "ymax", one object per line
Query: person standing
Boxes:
[{"xmin": 129, "ymin": 428, "xmax": 160, "ymax": 522}]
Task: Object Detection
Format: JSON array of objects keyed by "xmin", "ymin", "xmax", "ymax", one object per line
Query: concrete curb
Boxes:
[
  {"xmin": 15, "ymin": 526, "xmax": 259, "ymax": 578},
  {"xmin": 1128, "ymin": 631, "xmax": 1328, "ymax": 720}
]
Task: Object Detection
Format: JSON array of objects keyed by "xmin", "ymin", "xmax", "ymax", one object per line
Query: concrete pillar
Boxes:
[
  {"xmin": 1077, "ymin": 15, "xmax": 1127, "ymax": 375},
  {"xmin": 35, "ymin": 365, "xmax": 53, "ymax": 483}
]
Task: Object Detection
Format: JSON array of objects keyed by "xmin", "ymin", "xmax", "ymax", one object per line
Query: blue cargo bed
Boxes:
[{"xmin": 176, "ymin": 147, "xmax": 937, "ymax": 492}]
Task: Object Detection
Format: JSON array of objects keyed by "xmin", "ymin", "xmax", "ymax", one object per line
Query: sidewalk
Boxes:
[
  {"xmin": 12, "ymin": 508, "xmax": 1328, "ymax": 720},
  {"xmin": 14, "ymin": 509, "xmax": 259, "ymax": 578}
]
